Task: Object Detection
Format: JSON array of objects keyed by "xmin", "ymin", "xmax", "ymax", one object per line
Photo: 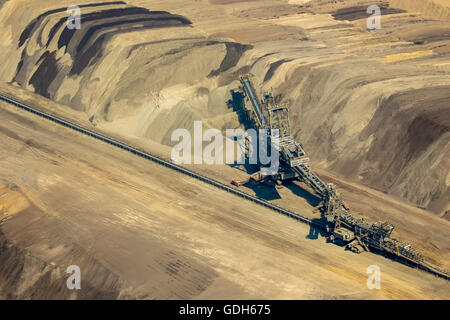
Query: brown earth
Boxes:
[
  {"xmin": 0, "ymin": 0, "xmax": 448, "ymax": 217},
  {"xmin": 0, "ymin": 0, "xmax": 449, "ymax": 299},
  {"xmin": 0, "ymin": 101, "xmax": 449, "ymax": 299}
]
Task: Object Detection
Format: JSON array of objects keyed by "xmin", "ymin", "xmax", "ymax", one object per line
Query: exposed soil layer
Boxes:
[
  {"xmin": 2, "ymin": 0, "xmax": 447, "ymax": 216},
  {"xmin": 332, "ymin": 4, "xmax": 407, "ymax": 21},
  {"xmin": 0, "ymin": 0, "xmax": 449, "ymax": 299},
  {"xmin": 0, "ymin": 101, "xmax": 448, "ymax": 299}
]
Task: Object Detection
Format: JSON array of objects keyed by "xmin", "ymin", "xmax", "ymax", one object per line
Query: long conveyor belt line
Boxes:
[
  {"xmin": 241, "ymin": 76, "xmax": 266, "ymax": 127},
  {"xmin": 0, "ymin": 92, "xmax": 448, "ymax": 281},
  {"xmin": 0, "ymin": 93, "xmax": 313, "ymax": 226},
  {"xmin": 292, "ymin": 164, "xmax": 327, "ymax": 197}
]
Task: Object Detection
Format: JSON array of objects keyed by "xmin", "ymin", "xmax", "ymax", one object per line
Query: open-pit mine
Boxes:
[{"xmin": 0, "ymin": 0, "xmax": 449, "ymax": 300}]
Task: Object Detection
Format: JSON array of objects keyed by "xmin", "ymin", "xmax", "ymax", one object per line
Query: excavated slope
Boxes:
[{"xmin": 0, "ymin": 0, "xmax": 448, "ymax": 218}]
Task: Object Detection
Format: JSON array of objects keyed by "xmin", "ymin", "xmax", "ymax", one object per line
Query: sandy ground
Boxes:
[
  {"xmin": 1, "ymin": 81, "xmax": 448, "ymax": 272},
  {"xmin": 1, "ymin": 0, "xmax": 447, "ymax": 216},
  {"xmin": 0, "ymin": 101, "xmax": 449, "ymax": 299},
  {"xmin": 0, "ymin": 0, "xmax": 449, "ymax": 299}
]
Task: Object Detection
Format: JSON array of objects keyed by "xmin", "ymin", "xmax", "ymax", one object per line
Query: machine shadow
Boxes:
[
  {"xmin": 307, "ymin": 218, "xmax": 328, "ymax": 240},
  {"xmin": 228, "ymin": 162, "xmax": 258, "ymax": 175},
  {"xmin": 283, "ymin": 181, "xmax": 322, "ymax": 207},
  {"xmin": 227, "ymin": 89, "xmax": 255, "ymax": 131},
  {"xmin": 246, "ymin": 183, "xmax": 281, "ymax": 201}
]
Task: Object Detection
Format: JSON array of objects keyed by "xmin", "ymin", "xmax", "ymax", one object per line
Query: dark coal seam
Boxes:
[
  {"xmin": 251, "ymin": 52, "xmax": 278, "ymax": 68},
  {"xmin": 62, "ymin": 8, "xmax": 190, "ymax": 53},
  {"xmin": 12, "ymin": 49, "xmax": 28, "ymax": 84},
  {"xmin": 126, "ymin": 37, "xmax": 205, "ymax": 59},
  {"xmin": 332, "ymin": 5, "xmax": 406, "ymax": 21},
  {"xmin": 19, "ymin": 1, "xmax": 126, "ymax": 47},
  {"xmin": 69, "ymin": 23, "xmax": 190, "ymax": 76},
  {"xmin": 264, "ymin": 58, "xmax": 294, "ymax": 82},
  {"xmin": 56, "ymin": 9, "xmax": 168, "ymax": 50},
  {"xmin": 75, "ymin": 16, "xmax": 191, "ymax": 55},
  {"xmin": 44, "ymin": 7, "xmax": 191, "ymax": 51},
  {"xmin": 48, "ymin": 7, "xmax": 153, "ymax": 47},
  {"xmin": 208, "ymin": 42, "xmax": 253, "ymax": 77},
  {"xmin": 142, "ymin": 40, "xmax": 222, "ymax": 66},
  {"xmin": 28, "ymin": 51, "xmax": 58, "ymax": 98}
]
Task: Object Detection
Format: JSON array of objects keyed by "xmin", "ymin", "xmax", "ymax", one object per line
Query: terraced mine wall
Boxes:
[{"xmin": 0, "ymin": 0, "xmax": 448, "ymax": 218}]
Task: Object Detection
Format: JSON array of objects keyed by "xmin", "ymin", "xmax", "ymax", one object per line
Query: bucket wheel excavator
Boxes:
[{"xmin": 229, "ymin": 74, "xmax": 425, "ymax": 261}]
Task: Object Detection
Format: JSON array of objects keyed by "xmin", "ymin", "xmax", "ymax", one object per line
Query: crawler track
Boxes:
[{"xmin": 0, "ymin": 92, "xmax": 448, "ymax": 281}]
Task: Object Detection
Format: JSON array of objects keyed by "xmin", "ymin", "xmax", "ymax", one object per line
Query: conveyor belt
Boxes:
[
  {"xmin": 292, "ymin": 164, "xmax": 328, "ymax": 197},
  {"xmin": 0, "ymin": 93, "xmax": 312, "ymax": 227},
  {"xmin": 1, "ymin": 92, "xmax": 448, "ymax": 281},
  {"xmin": 241, "ymin": 76, "xmax": 266, "ymax": 127}
]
